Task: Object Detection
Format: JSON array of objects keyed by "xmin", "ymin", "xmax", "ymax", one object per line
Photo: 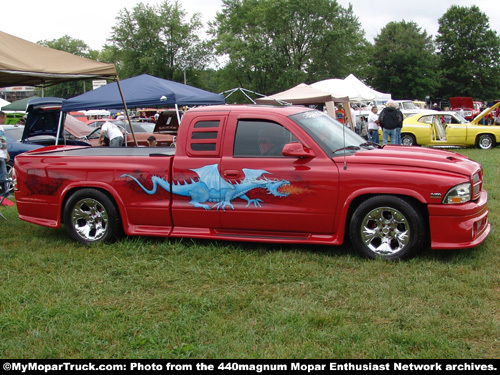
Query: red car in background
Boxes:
[
  {"xmin": 85, "ymin": 119, "xmax": 175, "ymax": 147},
  {"xmin": 449, "ymin": 97, "xmax": 480, "ymax": 121}
]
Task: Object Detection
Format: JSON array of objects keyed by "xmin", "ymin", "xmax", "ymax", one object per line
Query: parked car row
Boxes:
[
  {"xmin": 3, "ymin": 98, "xmax": 180, "ymax": 183},
  {"xmin": 353, "ymin": 101, "xmax": 500, "ymax": 150},
  {"xmin": 400, "ymin": 102, "xmax": 500, "ymax": 149},
  {"xmin": 22, "ymin": 98, "xmax": 175, "ymax": 147}
]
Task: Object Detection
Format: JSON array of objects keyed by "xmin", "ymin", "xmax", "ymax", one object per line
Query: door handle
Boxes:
[{"xmin": 223, "ymin": 170, "xmax": 240, "ymax": 178}]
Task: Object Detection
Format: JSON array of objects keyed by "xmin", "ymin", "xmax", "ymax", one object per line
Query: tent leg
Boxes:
[
  {"xmin": 116, "ymin": 77, "xmax": 138, "ymax": 147},
  {"xmin": 175, "ymin": 104, "xmax": 181, "ymax": 125},
  {"xmin": 55, "ymin": 110, "xmax": 63, "ymax": 146}
]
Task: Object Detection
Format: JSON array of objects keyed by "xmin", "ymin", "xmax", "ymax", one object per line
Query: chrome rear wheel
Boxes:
[{"xmin": 64, "ymin": 189, "xmax": 121, "ymax": 244}]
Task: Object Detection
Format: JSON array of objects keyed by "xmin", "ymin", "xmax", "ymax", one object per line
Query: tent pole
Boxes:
[
  {"xmin": 175, "ymin": 104, "xmax": 181, "ymax": 124},
  {"xmin": 55, "ymin": 110, "xmax": 63, "ymax": 146},
  {"xmin": 116, "ymin": 77, "xmax": 138, "ymax": 147}
]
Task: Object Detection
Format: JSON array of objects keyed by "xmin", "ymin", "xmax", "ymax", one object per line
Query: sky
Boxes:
[{"xmin": 2, "ymin": 0, "xmax": 500, "ymax": 50}]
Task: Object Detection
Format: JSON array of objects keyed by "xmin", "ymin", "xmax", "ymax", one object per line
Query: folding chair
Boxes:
[{"xmin": 0, "ymin": 178, "xmax": 13, "ymax": 220}]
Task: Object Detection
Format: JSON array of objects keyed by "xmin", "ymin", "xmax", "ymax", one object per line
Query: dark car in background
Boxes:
[{"xmin": 22, "ymin": 97, "xmax": 91, "ymax": 147}]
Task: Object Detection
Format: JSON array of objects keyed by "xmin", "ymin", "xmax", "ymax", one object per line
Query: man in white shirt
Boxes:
[
  {"xmin": 99, "ymin": 121, "xmax": 125, "ymax": 147},
  {"xmin": 367, "ymin": 106, "xmax": 380, "ymax": 144}
]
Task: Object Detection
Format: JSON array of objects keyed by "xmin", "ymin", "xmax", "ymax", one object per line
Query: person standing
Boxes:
[
  {"xmin": 367, "ymin": 106, "xmax": 380, "ymax": 144},
  {"xmin": 147, "ymin": 135, "xmax": 157, "ymax": 147},
  {"xmin": 335, "ymin": 104, "xmax": 346, "ymax": 124},
  {"xmin": 0, "ymin": 111, "xmax": 11, "ymax": 194},
  {"xmin": 99, "ymin": 121, "xmax": 125, "ymax": 147},
  {"xmin": 378, "ymin": 101, "xmax": 404, "ymax": 145}
]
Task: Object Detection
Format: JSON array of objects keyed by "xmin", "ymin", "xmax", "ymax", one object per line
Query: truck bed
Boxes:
[{"xmin": 27, "ymin": 145, "xmax": 176, "ymax": 157}]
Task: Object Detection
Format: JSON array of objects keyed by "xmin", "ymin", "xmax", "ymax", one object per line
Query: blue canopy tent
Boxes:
[
  {"xmin": 62, "ymin": 74, "xmax": 225, "ymax": 111},
  {"xmin": 60, "ymin": 74, "xmax": 225, "ymax": 146}
]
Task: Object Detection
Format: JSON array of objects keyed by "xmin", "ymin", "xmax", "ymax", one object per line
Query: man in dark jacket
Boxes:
[{"xmin": 378, "ymin": 101, "xmax": 404, "ymax": 145}]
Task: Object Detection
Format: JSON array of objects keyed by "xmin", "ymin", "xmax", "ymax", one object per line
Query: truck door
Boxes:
[
  {"xmin": 170, "ymin": 115, "xmax": 225, "ymax": 234},
  {"xmin": 218, "ymin": 113, "xmax": 339, "ymax": 237}
]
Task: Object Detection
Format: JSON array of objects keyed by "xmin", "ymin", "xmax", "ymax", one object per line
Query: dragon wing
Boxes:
[
  {"xmin": 191, "ymin": 164, "xmax": 234, "ymax": 191},
  {"xmin": 241, "ymin": 168, "xmax": 271, "ymax": 182}
]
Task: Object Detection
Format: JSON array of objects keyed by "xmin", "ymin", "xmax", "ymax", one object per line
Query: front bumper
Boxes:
[{"xmin": 428, "ymin": 190, "xmax": 490, "ymax": 249}]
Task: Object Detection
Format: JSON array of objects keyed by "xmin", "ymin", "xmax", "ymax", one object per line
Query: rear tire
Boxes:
[
  {"xmin": 63, "ymin": 189, "xmax": 122, "ymax": 244},
  {"xmin": 1, "ymin": 161, "xmax": 14, "ymax": 194},
  {"xmin": 476, "ymin": 134, "xmax": 495, "ymax": 150},
  {"xmin": 349, "ymin": 195, "xmax": 427, "ymax": 260}
]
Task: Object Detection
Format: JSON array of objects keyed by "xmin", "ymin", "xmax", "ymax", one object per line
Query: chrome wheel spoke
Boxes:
[
  {"xmin": 71, "ymin": 198, "xmax": 108, "ymax": 241},
  {"xmin": 361, "ymin": 206, "xmax": 409, "ymax": 256}
]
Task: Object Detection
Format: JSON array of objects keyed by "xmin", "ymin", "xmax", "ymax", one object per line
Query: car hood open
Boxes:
[
  {"xmin": 22, "ymin": 97, "xmax": 91, "ymax": 145},
  {"xmin": 449, "ymin": 97, "xmax": 474, "ymax": 109}
]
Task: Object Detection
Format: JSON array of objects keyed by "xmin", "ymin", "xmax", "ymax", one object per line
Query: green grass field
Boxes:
[{"xmin": 1, "ymin": 148, "xmax": 499, "ymax": 359}]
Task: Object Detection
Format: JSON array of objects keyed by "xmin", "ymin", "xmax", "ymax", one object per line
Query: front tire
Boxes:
[
  {"xmin": 349, "ymin": 196, "xmax": 427, "ymax": 260},
  {"xmin": 401, "ymin": 134, "xmax": 416, "ymax": 146},
  {"xmin": 63, "ymin": 189, "xmax": 121, "ymax": 244}
]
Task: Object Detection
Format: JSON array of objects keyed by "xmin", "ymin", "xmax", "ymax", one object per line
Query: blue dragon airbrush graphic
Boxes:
[{"xmin": 121, "ymin": 163, "xmax": 290, "ymax": 211}]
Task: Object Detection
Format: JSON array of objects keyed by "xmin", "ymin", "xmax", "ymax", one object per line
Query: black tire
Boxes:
[
  {"xmin": 476, "ymin": 134, "xmax": 495, "ymax": 150},
  {"xmin": 401, "ymin": 133, "xmax": 416, "ymax": 146},
  {"xmin": 349, "ymin": 195, "xmax": 427, "ymax": 260},
  {"xmin": 63, "ymin": 189, "xmax": 122, "ymax": 244}
]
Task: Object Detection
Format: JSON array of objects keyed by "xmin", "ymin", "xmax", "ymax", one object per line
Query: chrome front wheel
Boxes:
[
  {"xmin": 360, "ymin": 206, "xmax": 410, "ymax": 256},
  {"xmin": 349, "ymin": 196, "xmax": 427, "ymax": 260}
]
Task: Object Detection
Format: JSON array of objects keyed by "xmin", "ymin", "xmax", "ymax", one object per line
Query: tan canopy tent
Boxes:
[
  {"xmin": 0, "ymin": 31, "xmax": 117, "ymax": 86},
  {"xmin": 0, "ymin": 31, "xmax": 142, "ymax": 144},
  {"xmin": 255, "ymin": 83, "xmax": 354, "ymax": 129}
]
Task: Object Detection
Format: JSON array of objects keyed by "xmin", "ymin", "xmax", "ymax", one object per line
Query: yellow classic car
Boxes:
[{"xmin": 399, "ymin": 101, "xmax": 500, "ymax": 149}]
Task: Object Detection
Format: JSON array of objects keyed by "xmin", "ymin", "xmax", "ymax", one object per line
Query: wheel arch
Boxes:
[
  {"xmin": 343, "ymin": 193, "xmax": 430, "ymax": 245},
  {"xmin": 475, "ymin": 133, "xmax": 496, "ymax": 149},
  {"xmin": 60, "ymin": 184, "xmax": 126, "ymax": 228}
]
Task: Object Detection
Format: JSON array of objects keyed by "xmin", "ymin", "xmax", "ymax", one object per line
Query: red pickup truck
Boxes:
[{"xmin": 13, "ymin": 105, "xmax": 490, "ymax": 260}]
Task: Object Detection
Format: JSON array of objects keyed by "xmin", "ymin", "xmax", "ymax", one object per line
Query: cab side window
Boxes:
[{"xmin": 233, "ymin": 120, "xmax": 296, "ymax": 157}]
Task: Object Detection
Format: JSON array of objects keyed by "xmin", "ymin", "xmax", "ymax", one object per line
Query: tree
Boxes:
[
  {"xmin": 210, "ymin": 0, "xmax": 368, "ymax": 95},
  {"xmin": 107, "ymin": 0, "xmax": 213, "ymax": 85},
  {"xmin": 37, "ymin": 36, "xmax": 99, "ymax": 98},
  {"xmin": 367, "ymin": 21, "xmax": 439, "ymax": 100},
  {"xmin": 436, "ymin": 5, "xmax": 500, "ymax": 99}
]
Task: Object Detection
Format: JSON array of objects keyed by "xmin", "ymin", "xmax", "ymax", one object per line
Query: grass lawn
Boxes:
[{"xmin": 0, "ymin": 148, "xmax": 499, "ymax": 359}]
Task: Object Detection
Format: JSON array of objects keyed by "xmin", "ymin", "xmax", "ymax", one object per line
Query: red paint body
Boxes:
[{"xmin": 13, "ymin": 105, "xmax": 490, "ymax": 250}]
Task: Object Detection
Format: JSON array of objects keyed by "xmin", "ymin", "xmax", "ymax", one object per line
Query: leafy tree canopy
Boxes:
[
  {"xmin": 368, "ymin": 21, "xmax": 438, "ymax": 100},
  {"xmin": 210, "ymin": 0, "xmax": 368, "ymax": 94},
  {"xmin": 436, "ymin": 5, "xmax": 500, "ymax": 100},
  {"xmin": 107, "ymin": 0, "xmax": 213, "ymax": 86}
]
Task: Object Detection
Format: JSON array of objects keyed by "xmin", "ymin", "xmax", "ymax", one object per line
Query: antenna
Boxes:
[{"xmin": 343, "ymin": 115, "xmax": 347, "ymax": 170}]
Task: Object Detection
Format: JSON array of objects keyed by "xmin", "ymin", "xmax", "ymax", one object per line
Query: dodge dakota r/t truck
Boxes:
[{"xmin": 13, "ymin": 105, "xmax": 490, "ymax": 260}]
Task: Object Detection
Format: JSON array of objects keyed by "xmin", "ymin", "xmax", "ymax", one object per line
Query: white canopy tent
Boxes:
[
  {"xmin": 343, "ymin": 74, "xmax": 391, "ymax": 103},
  {"xmin": 255, "ymin": 83, "xmax": 354, "ymax": 129},
  {"xmin": 311, "ymin": 74, "xmax": 391, "ymax": 103}
]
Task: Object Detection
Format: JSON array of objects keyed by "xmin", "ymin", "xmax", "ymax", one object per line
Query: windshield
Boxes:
[
  {"xmin": 289, "ymin": 110, "xmax": 369, "ymax": 155},
  {"xmin": 401, "ymin": 102, "xmax": 418, "ymax": 110},
  {"xmin": 452, "ymin": 113, "xmax": 468, "ymax": 123},
  {"xmin": 4, "ymin": 127, "xmax": 24, "ymax": 140}
]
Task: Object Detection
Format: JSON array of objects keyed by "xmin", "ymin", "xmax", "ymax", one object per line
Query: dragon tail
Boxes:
[{"xmin": 120, "ymin": 174, "xmax": 171, "ymax": 195}]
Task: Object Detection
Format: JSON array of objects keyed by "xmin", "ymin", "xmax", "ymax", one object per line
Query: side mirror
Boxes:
[{"xmin": 282, "ymin": 142, "xmax": 315, "ymax": 158}]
